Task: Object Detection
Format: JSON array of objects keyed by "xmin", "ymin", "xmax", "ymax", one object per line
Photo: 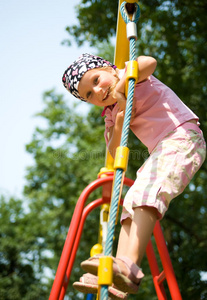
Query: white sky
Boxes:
[{"xmin": 0, "ymin": 0, "xmax": 92, "ymax": 197}]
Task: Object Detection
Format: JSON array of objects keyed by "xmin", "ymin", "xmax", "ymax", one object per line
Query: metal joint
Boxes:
[{"xmin": 126, "ymin": 22, "xmax": 137, "ymax": 40}]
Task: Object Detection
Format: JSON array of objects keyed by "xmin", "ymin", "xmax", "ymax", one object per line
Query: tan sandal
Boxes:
[
  {"xmin": 81, "ymin": 255, "xmax": 144, "ymax": 294},
  {"xmin": 73, "ymin": 273, "xmax": 128, "ymax": 300}
]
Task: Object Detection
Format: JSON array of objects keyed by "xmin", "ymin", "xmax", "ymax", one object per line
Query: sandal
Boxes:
[
  {"xmin": 81, "ymin": 255, "xmax": 144, "ymax": 294},
  {"xmin": 81, "ymin": 254, "xmax": 111, "ymax": 276},
  {"xmin": 73, "ymin": 273, "xmax": 128, "ymax": 300}
]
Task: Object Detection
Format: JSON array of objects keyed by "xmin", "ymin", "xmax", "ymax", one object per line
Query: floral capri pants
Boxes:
[{"xmin": 121, "ymin": 122, "xmax": 206, "ymax": 221}]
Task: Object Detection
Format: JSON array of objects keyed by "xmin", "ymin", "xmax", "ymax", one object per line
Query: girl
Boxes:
[{"xmin": 62, "ymin": 53, "xmax": 206, "ymax": 299}]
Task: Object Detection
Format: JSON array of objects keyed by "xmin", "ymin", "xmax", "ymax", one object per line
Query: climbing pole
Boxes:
[{"xmin": 98, "ymin": 1, "xmax": 140, "ymax": 299}]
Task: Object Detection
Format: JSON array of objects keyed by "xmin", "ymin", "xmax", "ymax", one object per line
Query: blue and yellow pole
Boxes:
[{"xmin": 98, "ymin": 1, "xmax": 139, "ymax": 299}]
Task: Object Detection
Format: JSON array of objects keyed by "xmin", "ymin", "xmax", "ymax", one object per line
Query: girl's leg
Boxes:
[
  {"xmin": 125, "ymin": 206, "xmax": 158, "ymax": 266},
  {"xmin": 80, "ymin": 206, "xmax": 158, "ymax": 293},
  {"xmin": 116, "ymin": 206, "xmax": 158, "ymax": 267},
  {"xmin": 116, "ymin": 217, "xmax": 132, "ymax": 258}
]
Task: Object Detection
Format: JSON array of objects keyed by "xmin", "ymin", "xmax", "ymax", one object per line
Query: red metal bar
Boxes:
[
  {"xmin": 157, "ymin": 270, "xmax": 166, "ymax": 284},
  {"xmin": 146, "ymin": 240, "xmax": 167, "ymax": 300},
  {"xmin": 49, "ymin": 175, "xmax": 134, "ymax": 300},
  {"xmin": 49, "ymin": 176, "xmax": 113, "ymax": 300},
  {"xmin": 153, "ymin": 222, "xmax": 182, "ymax": 300},
  {"xmin": 59, "ymin": 198, "xmax": 110, "ymax": 300}
]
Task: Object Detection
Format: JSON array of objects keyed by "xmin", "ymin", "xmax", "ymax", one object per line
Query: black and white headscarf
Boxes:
[{"xmin": 62, "ymin": 53, "xmax": 116, "ymax": 101}]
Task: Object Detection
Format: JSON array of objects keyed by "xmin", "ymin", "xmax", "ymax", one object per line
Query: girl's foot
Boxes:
[
  {"xmin": 73, "ymin": 273, "xmax": 128, "ymax": 300},
  {"xmin": 81, "ymin": 255, "xmax": 144, "ymax": 294}
]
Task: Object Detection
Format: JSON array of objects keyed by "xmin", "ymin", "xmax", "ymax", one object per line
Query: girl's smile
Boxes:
[{"xmin": 78, "ymin": 68, "xmax": 119, "ymax": 107}]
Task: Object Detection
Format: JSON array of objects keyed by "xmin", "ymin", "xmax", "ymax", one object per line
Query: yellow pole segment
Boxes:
[
  {"xmin": 114, "ymin": 0, "xmax": 129, "ymax": 69},
  {"xmin": 104, "ymin": 0, "xmax": 135, "ymax": 171},
  {"xmin": 114, "ymin": 0, "xmax": 138, "ymax": 68},
  {"xmin": 125, "ymin": 0, "xmax": 138, "ymax": 3},
  {"xmin": 98, "ymin": 256, "xmax": 113, "ymax": 285},
  {"xmin": 114, "ymin": 146, "xmax": 129, "ymax": 171},
  {"xmin": 99, "ymin": 149, "xmax": 114, "ymax": 175}
]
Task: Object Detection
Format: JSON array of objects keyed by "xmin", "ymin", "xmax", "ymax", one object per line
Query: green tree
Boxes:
[
  {"xmin": 0, "ymin": 196, "xmax": 48, "ymax": 300},
  {"xmin": 2, "ymin": 1, "xmax": 206, "ymax": 299}
]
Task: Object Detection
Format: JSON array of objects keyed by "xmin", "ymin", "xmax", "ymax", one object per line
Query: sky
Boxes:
[{"xmin": 0, "ymin": 0, "xmax": 92, "ymax": 198}]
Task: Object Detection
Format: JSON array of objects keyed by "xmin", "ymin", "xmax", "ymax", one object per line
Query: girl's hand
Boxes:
[
  {"xmin": 115, "ymin": 104, "xmax": 136, "ymax": 126},
  {"xmin": 116, "ymin": 92, "xmax": 127, "ymax": 111},
  {"xmin": 115, "ymin": 107, "xmax": 125, "ymax": 126},
  {"xmin": 116, "ymin": 94, "xmax": 136, "ymax": 125}
]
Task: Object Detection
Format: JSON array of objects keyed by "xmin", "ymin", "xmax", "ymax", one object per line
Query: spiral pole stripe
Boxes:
[{"xmin": 100, "ymin": 3, "xmax": 140, "ymax": 299}]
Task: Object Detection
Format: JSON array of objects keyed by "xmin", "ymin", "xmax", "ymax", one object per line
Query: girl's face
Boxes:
[{"xmin": 78, "ymin": 67, "xmax": 119, "ymax": 107}]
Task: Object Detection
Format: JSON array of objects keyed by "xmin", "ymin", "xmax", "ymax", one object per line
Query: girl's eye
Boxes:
[
  {"xmin": 86, "ymin": 91, "xmax": 91, "ymax": 99},
  {"xmin": 86, "ymin": 76, "xmax": 99, "ymax": 99},
  {"xmin": 94, "ymin": 77, "xmax": 99, "ymax": 84}
]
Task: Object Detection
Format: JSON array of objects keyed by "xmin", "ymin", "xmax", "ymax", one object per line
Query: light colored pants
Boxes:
[{"xmin": 121, "ymin": 123, "xmax": 206, "ymax": 222}]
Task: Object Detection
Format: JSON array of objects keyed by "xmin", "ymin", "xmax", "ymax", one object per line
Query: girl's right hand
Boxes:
[
  {"xmin": 116, "ymin": 91, "xmax": 127, "ymax": 111},
  {"xmin": 116, "ymin": 103, "xmax": 136, "ymax": 125},
  {"xmin": 116, "ymin": 107, "xmax": 125, "ymax": 126}
]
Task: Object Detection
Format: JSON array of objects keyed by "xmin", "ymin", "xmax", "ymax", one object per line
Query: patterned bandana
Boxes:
[{"xmin": 62, "ymin": 53, "xmax": 116, "ymax": 101}]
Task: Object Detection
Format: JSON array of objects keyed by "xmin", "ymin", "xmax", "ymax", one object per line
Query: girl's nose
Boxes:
[{"xmin": 93, "ymin": 85, "xmax": 102, "ymax": 95}]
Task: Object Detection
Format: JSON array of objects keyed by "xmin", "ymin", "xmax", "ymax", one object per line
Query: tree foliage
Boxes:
[
  {"xmin": 0, "ymin": 196, "xmax": 48, "ymax": 299},
  {"xmin": 1, "ymin": 1, "xmax": 207, "ymax": 299}
]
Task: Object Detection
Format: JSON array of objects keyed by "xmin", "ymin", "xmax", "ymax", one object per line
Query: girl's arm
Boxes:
[
  {"xmin": 137, "ymin": 55, "xmax": 157, "ymax": 83},
  {"xmin": 115, "ymin": 56, "xmax": 157, "ymax": 109},
  {"xmin": 108, "ymin": 56, "xmax": 157, "ymax": 156}
]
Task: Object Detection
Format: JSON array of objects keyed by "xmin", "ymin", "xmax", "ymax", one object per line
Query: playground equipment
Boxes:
[
  {"xmin": 49, "ymin": 173, "xmax": 182, "ymax": 300},
  {"xmin": 49, "ymin": 1, "xmax": 183, "ymax": 299}
]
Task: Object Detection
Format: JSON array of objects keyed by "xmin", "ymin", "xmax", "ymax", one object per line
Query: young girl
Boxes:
[{"xmin": 62, "ymin": 53, "xmax": 206, "ymax": 299}]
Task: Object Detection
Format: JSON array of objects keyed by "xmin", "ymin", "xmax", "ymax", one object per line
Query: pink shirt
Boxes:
[{"xmin": 103, "ymin": 74, "xmax": 199, "ymax": 153}]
